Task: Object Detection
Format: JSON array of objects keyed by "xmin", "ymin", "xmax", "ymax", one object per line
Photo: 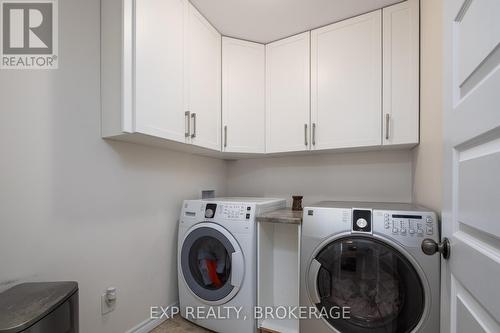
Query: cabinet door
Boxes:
[
  {"xmin": 383, "ymin": 0, "xmax": 419, "ymax": 146},
  {"xmin": 311, "ymin": 11, "xmax": 382, "ymax": 150},
  {"xmin": 134, "ymin": 0, "xmax": 187, "ymax": 142},
  {"xmin": 266, "ymin": 32, "xmax": 311, "ymax": 153},
  {"xmin": 222, "ymin": 38, "xmax": 265, "ymax": 153},
  {"xmin": 186, "ymin": 3, "xmax": 222, "ymax": 151}
]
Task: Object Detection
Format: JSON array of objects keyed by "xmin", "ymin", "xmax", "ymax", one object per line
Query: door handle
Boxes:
[
  {"xmin": 312, "ymin": 123, "xmax": 316, "ymax": 146},
  {"xmin": 185, "ymin": 111, "xmax": 191, "ymax": 138},
  {"xmin": 224, "ymin": 125, "xmax": 227, "ymax": 148},
  {"xmin": 231, "ymin": 251, "xmax": 244, "ymax": 287},
  {"xmin": 422, "ymin": 238, "xmax": 450, "ymax": 259},
  {"xmin": 191, "ymin": 113, "xmax": 197, "ymax": 139},
  {"xmin": 385, "ymin": 114, "xmax": 390, "ymax": 140},
  {"xmin": 304, "ymin": 124, "xmax": 308, "ymax": 146},
  {"xmin": 308, "ymin": 259, "xmax": 321, "ymax": 304}
]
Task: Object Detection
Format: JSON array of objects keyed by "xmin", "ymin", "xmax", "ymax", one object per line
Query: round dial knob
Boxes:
[
  {"xmin": 356, "ymin": 218, "xmax": 368, "ymax": 228},
  {"xmin": 205, "ymin": 208, "xmax": 214, "ymax": 218}
]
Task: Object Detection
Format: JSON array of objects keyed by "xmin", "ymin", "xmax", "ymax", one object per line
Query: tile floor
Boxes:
[{"xmin": 151, "ymin": 315, "xmax": 212, "ymax": 333}]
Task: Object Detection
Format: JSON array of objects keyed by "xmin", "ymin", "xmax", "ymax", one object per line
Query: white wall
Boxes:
[
  {"xmin": 0, "ymin": 1, "xmax": 226, "ymax": 333},
  {"xmin": 412, "ymin": 0, "xmax": 443, "ymax": 213},
  {"xmin": 227, "ymin": 150, "xmax": 413, "ymax": 206}
]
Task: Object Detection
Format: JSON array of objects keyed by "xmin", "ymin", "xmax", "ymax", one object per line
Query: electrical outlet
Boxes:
[{"xmin": 101, "ymin": 287, "xmax": 117, "ymax": 315}]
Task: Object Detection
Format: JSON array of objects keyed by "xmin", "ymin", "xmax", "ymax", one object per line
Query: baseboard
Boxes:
[{"xmin": 126, "ymin": 302, "xmax": 179, "ymax": 333}]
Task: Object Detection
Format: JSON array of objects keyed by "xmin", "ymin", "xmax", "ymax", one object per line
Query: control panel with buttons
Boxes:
[
  {"xmin": 215, "ymin": 203, "xmax": 252, "ymax": 221},
  {"xmin": 375, "ymin": 210, "xmax": 438, "ymax": 247}
]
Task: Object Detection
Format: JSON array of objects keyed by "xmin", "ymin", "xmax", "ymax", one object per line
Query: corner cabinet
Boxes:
[
  {"xmin": 266, "ymin": 32, "xmax": 311, "ymax": 153},
  {"xmin": 311, "ymin": 11, "xmax": 382, "ymax": 150},
  {"xmin": 382, "ymin": 0, "xmax": 420, "ymax": 146},
  {"xmin": 222, "ymin": 37, "xmax": 266, "ymax": 153},
  {"xmin": 101, "ymin": 0, "xmax": 222, "ymax": 153}
]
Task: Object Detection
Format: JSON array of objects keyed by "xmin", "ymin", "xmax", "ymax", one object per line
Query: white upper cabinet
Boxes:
[
  {"xmin": 102, "ymin": 0, "xmax": 419, "ymax": 158},
  {"xmin": 383, "ymin": 0, "xmax": 419, "ymax": 146},
  {"xmin": 186, "ymin": 3, "xmax": 222, "ymax": 151},
  {"xmin": 102, "ymin": 0, "xmax": 222, "ymax": 154},
  {"xmin": 135, "ymin": 0, "xmax": 186, "ymax": 142},
  {"xmin": 266, "ymin": 32, "xmax": 311, "ymax": 153},
  {"xmin": 311, "ymin": 11, "xmax": 382, "ymax": 150},
  {"xmin": 222, "ymin": 38, "xmax": 265, "ymax": 153}
]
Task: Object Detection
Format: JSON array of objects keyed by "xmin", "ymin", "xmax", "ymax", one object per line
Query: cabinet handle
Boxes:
[
  {"xmin": 224, "ymin": 125, "xmax": 228, "ymax": 148},
  {"xmin": 312, "ymin": 123, "xmax": 316, "ymax": 146},
  {"xmin": 385, "ymin": 114, "xmax": 390, "ymax": 140},
  {"xmin": 304, "ymin": 124, "xmax": 308, "ymax": 146},
  {"xmin": 191, "ymin": 113, "xmax": 197, "ymax": 139},
  {"xmin": 185, "ymin": 111, "xmax": 190, "ymax": 138}
]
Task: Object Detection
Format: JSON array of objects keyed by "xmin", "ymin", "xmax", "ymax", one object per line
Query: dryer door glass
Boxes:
[
  {"xmin": 181, "ymin": 227, "xmax": 238, "ymax": 302},
  {"xmin": 312, "ymin": 237, "xmax": 424, "ymax": 333}
]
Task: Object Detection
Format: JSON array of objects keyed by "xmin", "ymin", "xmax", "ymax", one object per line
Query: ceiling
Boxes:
[{"xmin": 190, "ymin": 0, "xmax": 403, "ymax": 44}]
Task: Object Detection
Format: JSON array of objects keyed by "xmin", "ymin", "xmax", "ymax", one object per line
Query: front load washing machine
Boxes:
[
  {"xmin": 300, "ymin": 202, "xmax": 440, "ymax": 333},
  {"xmin": 178, "ymin": 197, "xmax": 285, "ymax": 333}
]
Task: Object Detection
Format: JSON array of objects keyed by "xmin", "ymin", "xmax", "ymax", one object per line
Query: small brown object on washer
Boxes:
[{"xmin": 292, "ymin": 195, "xmax": 303, "ymax": 211}]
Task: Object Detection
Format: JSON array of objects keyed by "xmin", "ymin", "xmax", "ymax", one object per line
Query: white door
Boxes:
[
  {"xmin": 186, "ymin": 3, "xmax": 221, "ymax": 151},
  {"xmin": 134, "ymin": 0, "xmax": 187, "ymax": 142},
  {"xmin": 311, "ymin": 11, "xmax": 382, "ymax": 150},
  {"xmin": 382, "ymin": 0, "xmax": 419, "ymax": 146},
  {"xmin": 266, "ymin": 32, "xmax": 310, "ymax": 153},
  {"xmin": 222, "ymin": 37, "xmax": 265, "ymax": 153},
  {"xmin": 442, "ymin": 1, "xmax": 500, "ymax": 332}
]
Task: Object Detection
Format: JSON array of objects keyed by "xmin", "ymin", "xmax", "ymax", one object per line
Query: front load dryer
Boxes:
[
  {"xmin": 300, "ymin": 202, "xmax": 440, "ymax": 333},
  {"xmin": 178, "ymin": 197, "xmax": 285, "ymax": 333}
]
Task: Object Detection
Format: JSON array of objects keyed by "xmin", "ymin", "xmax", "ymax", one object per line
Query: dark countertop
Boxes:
[{"xmin": 256, "ymin": 208, "xmax": 303, "ymax": 225}]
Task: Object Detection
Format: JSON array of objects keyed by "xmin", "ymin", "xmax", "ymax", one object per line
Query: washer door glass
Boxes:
[
  {"xmin": 312, "ymin": 237, "xmax": 424, "ymax": 333},
  {"xmin": 181, "ymin": 226, "xmax": 240, "ymax": 302}
]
